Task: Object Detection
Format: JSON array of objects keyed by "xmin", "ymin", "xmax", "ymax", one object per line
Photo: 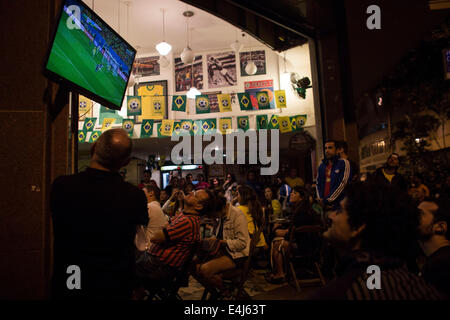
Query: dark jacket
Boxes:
[
  {"xmin": 316, "ymin": 155, "xmax": 352, "ymax": 207},
  {"xmin": 309, "ymin": 250, "xmax": 445, "ymax": 300},
  {"xmin": 368, "ymin": 167, "xmax": 408, "ymax": 192}
]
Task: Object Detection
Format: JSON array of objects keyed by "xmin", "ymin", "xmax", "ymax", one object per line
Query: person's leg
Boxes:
[
  {"xmin": 197, "ymin": 255, "xmax": 236, "ymax": 291},
  {"xmin": 271, "ymin": 239, "xmax": 286, "ymax": 279}
]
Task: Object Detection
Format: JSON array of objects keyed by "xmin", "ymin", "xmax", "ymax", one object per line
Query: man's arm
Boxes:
[
  {"xmin": 325, "ymin": 159, "xmax": 351, "ymax": 204},
  {"xmin": 150, "ymin": 229, "xmax": 167, "ymax": 244},
  {"xmin": 316, "ymin": 164, "xmax": 324, "ymax": 200}
]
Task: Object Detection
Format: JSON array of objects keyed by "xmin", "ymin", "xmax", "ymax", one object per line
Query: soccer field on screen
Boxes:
[{"xmin": 46, "ymin": 11, "xmax": 126, "ymax": 107}]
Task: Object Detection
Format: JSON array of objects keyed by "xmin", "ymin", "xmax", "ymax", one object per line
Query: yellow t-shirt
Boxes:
[
  {"xmin": 238, "ymin": 205, "xmax": 267, "ymax": 248},
  {"xmin": 271, "ymin": 199, "xmax": 282, "ymax": 219},
  {"xmin": 382, "ymin": 169, "xmax": 395, "ymax": 183},
  {"xmin": 285, "ymin": 176, "xmax": 305, "ymax": 188}
]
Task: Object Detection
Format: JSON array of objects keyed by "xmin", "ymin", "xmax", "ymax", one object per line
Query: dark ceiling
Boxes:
[{"xmin": 180, "ymin": 0, "xmax": 315, "ymax": 52}]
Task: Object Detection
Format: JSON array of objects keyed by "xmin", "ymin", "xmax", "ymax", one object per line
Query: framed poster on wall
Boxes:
[{"xmin": 134, "ymin": 80, "xmax": 168, "ymax": 122}]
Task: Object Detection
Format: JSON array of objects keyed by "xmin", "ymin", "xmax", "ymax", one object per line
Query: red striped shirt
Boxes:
[{"xmin": 148, "ymin": 212, "xmax": 200, "ymax": 268}]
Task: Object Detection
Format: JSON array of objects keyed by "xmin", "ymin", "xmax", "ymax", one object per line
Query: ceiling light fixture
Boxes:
[
  {"xmin": 230, "ymin": 28, "xmax": 243, "ymax": 52},
  {"xmin": 181, "ymin": 10, "xmax": 195, "ymax": 65},
  {"xmin": 244, "ymin": 33, "xmax": 257, "ymax": 75},
  {"xmin": 155, "ymin": 9, "xmax": 172, "ymax": 56}
]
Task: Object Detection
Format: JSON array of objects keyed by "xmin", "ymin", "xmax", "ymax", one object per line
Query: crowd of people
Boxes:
[{"xmin": 50, "ymin": 129, "xmax": 449, "ymax": 300}]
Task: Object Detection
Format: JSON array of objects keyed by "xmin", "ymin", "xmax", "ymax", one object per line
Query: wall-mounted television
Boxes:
[{"xmin": 43, "ymin": 0, "xmax": 136, "ymax": 110}]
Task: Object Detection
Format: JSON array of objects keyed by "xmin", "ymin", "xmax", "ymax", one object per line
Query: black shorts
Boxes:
[{"xmin": 223, "ymin": 250, "xmax": 247, "ymax": 268}]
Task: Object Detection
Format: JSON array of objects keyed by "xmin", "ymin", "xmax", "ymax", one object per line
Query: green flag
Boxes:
[
  {"xmin": 192, "ymin": 120, "xmax": 203, "ymax": 136},
  {"xmin": 237, "ymin": 93, "xmax": 252, "ymax": 111},
  {"xmin": 127, "ymin": 96, "xmax": 142, "ymax": 116},
  {"xmin": 173, "ymin": 121, "xmax": 182, "ymax": 136},
  {"xmin": 257, "ymin": 115, "xmax": 268, "ymax": 130},
  {"xmin": 201, "ymin": 119, "xmax": 216, "ymax": 135},
  {"xmin": 196, "ymin": 95, "xmax": 210, "ymax": 114},
  {"xmin": 99, "ymin": 105, "xmax": 123, "ymax": 125},
  {"xmin": 78, "ymin": 130, "xmax": 87, "ymax": 143},
  {"xmin": 172, "ymin": 95, "xmax": 187, "ymax": 112},
  {"xmin": 122, "ymin": 119, "xmax": 135, "ymax": 137},
  {"xmin": 180, "ymin": 119, "xmax": 193, "ymax": 136},
  {"xmin": 141, "ymin": 119, "xmax": 154, "ymax": 138},
  {"xmin": 83, "ymin": 117, "xmax": 97, "ymax": 132},
  {"xmin": 89, "ymin": 131, "xmax": 101, "ymax": 143},
  {"xmin": 269, "ymin": 115, "xmax": 279, "ymax": 129},
  {"xmin": 256, "ymin": 91, "xmax": 270, "ymax": 109},
  {"xmin": 237, "ymin": 116, "xmax": 250, "ymax": 131}
]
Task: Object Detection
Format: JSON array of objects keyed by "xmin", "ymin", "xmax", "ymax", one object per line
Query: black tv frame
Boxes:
[{"xmin": 42, "ymin": 0, "xmax": 136, "ymax": 111}]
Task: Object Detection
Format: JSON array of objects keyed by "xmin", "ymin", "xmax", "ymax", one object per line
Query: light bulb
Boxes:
[
  {"xmin": 159, "ymin": 55, "xmax": 170, "ymax": 68},
  {"xmin": 230, "ymin": 41, "xmax": 243, "ymax": 52},
  {"xmin": 181, "ymin": 47, "xmax": 195, "ymax": 65},
  {"xmin": 245, "ymin": 61, "xmax": 257, "ymax": 75},
  {"xmin": 187, "ymin": 87, "xmax": 201, "ymax": 99},
  {"xmin": 156, "ymin": 41, "xmax": 172, "ymax": 56}
]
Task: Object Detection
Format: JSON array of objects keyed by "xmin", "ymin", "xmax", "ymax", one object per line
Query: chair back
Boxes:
[{"xmin": 287, "ymin": 224, "xmax": 324, "ymax": 259}]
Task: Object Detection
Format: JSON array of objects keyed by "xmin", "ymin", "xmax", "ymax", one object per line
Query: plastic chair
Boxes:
[{"xmin": 284, "ymin": 225, "xmax": 326, "ymax": 292}]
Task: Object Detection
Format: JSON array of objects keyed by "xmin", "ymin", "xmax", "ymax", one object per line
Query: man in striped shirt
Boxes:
[
  {"xmin": 310, "ymin": 182, "xmax": 445, "ymax": 300},
  {"xmin": 135, "ymin": 189, "xmax": 215, "ymax": 284}
]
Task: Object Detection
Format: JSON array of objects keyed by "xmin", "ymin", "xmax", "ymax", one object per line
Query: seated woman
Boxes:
[
  {"xmin": 162, "ymin": 187, "xmax": 184, "ymax": 219},
  {"xmin": 194, "ymin": 188, "xmax": 250, "ymax": 295},
  {"xmin": 266, "ymin": 186, "xmax": 321, "ymax": 284},
  {"xmin": 237, "ymin": 185, "xmax": 267, "ymax": 250},
  {"xmin": 263, "ymin": 186, "xmax": 283, "ymax": 221}
]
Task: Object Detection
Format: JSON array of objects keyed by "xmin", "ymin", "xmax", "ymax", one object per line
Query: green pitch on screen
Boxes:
[{"xmin": 46, "ymin": 11, "xmax": 126, "ymax": 107}]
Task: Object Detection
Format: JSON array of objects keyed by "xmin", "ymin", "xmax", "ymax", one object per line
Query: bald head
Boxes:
[{"xmin": 91, "ymin": 129, "xmax": 132, "ymax": 172}]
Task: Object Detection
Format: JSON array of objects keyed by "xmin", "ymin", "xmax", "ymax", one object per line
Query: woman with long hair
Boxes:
[
  {"xmin": 194, "ymin": 187, "xmax": 250, "ymax": 296},
  {"xmin": 223, "ymin": 173, "xmax": 238, "ymax": 202},
  {"xmin": 263, "ymin": 187, "xmax": 282, "ymax": 221},
  {"xmin": 237, "ymin": 185, "xmax": 267, "ymax": 249},
  {"xmin": 266, "ymin": 186, "xmax": 321, "ymax": 284}
]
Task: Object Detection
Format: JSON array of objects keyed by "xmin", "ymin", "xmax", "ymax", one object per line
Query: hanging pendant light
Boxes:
[
  {"xmin": 244, "ymin": 33, "xmax": 257, "ymax": 75},
  {"xmin": 155, "ymin": 9, "xmax": 172, "ymax": 56},
  {"xmin": 181, "ymin": 10, "xmax": 195, "ymax": 65},
  {"xmin": 230, "ymin": 28, "xmax": 243, "ymax": 52},
  {"xmin": 159, "ymin": 55, "xmax": 170, "ymax": 69}
]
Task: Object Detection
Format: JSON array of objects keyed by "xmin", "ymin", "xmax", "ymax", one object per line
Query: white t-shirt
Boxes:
[{"xmin": 145, "ymin": 201, "xmax": 169, "ymax": 246}]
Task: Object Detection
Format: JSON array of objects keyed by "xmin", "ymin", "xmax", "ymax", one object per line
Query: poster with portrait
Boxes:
[
  {"xmin": 132, "ymin": 56, "xmax": 160, "ymax": 77},
  {"xmin": 207, "ymin": 51, "xmax": 237, "ymax": 88},
  {"xmin": 174, "ymin": 55, "xmax": 203, "ymax": 92},
  {"xmin": 244, "ymin": 79, "xmax": 275, "ymax": 109},
  {"xmin": 240, "ymin": 50, "xmax": 266, "ymax": 76}
]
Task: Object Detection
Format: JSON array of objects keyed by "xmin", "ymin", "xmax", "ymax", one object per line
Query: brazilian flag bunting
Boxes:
[
  {"xmin": 180, "ymin": 120, "xmax": 193, "ymax": 136},
  {"xmin": 196, "ymin": 95, "xmax": 210, "ymax": 114},
  {"xmin": 256, "ymin": 91, "xmax": 270, "ymax": 110},
  {"xmin": 202, "ymin": 119, "xmax": 216, "ymax": 135},
  {"xmin": 275, "ymin": 90, "xmax": 287, "ymax": 108},
  {"xmin": 122, "ymin": 119, "xmax": 135, "ymax": 137},
  {"xmin": 141, "ymin": 119, "xmax": 154, "ymax": 138},
  {"xmin": 219, "ymin": 118, "xmax": 232, "ymax": 135},
  {"xmin": 278, "ymin": 116, "xmax": 292, "ymax": 133},
  {"xmin": 268, "ymin": 115, "xmax": 279, "ymax": 129},
  {"xmin": 172, "ymin": 95, "xmax": 187, "ymax": 112},
  {"xmin": 78, "ymin": 131, "xmax": 87, "ymax": 143},
  {"xmin": 89, "ymin": 131, "xmax": 101, "ymax": 143},
  {"xmin": 83, "ymin": 117, "xmax": 97, "ymax": 132},
  {"xmin": 237, "ymin": 93, "xmax": 252, "ymax": 111},
  {"xmin": 237, "ymin": 116, "xmax": 250, "ymax": 131},
  {"xmin": 192, "ymin": 120, "xmax": 203, "ymax": 136},
  {"xmin": 256, "ymin": 115, "xmax": 268, "ymax": 129},
  {"xmin": 127, "ymin": 96, "xmax": 142, "ymax": 116}
]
